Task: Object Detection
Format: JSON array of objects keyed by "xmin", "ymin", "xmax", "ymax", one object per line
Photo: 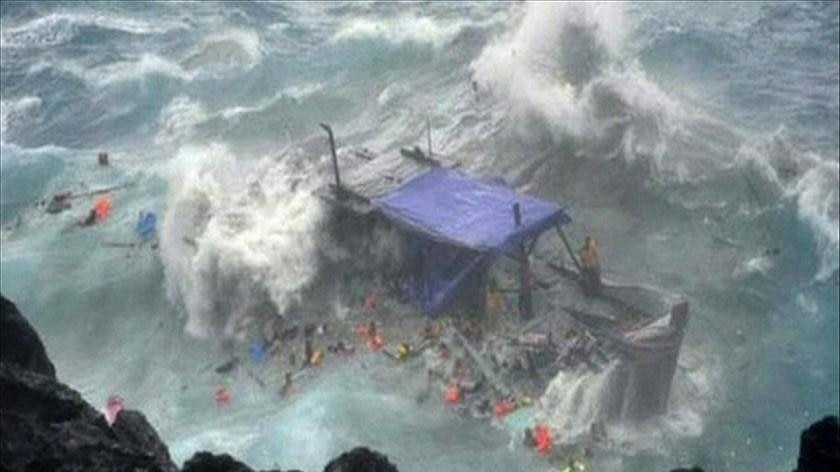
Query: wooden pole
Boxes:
[
  {"xmin": 513, "ymin": 203, "xmax": 532, "ymax": 320},
  {"xmin": 556, "ymin": 225, "xmax": 583, "ymax": 274},
  {"xmin": 426, "ymin": 118, "xmax": 432, "ymax": 157},
  {"xmin": 319, "ymin": 123, "xmax": 341, "ymax": 190}
]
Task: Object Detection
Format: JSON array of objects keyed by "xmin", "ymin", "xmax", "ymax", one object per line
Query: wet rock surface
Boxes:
[
  {"xmin": 322, "ymin": 448, "xmax": 399, "ymax": 472},
  {"xmin": 181, "ymin": 452, "xmax": 289, "ymax": 472},
  {"xmin": 796, "ymin": 415, "xmax": 840, "ymax": 472},
  {"xmin": 0, "ymin": 294, "xmax": 55, "ymax": 378},
  {"xmin": 0, "ymin": 294, "xmax": 177, "ymax": 472}
]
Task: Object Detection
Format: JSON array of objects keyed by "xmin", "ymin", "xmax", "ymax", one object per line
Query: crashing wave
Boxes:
[
  {"xmin": 159, "ymin": 144, "xmax": 327, "ymax": 340},
  {"xmin": 738, "ymin": 128, "xmax": 839, "ymax": 281},
  {"xmin": 470, "ymin": 2, "xmax": 738, "ymax": 183},
  {"xmin": 538, "ymin": 348, "xmax": 716, "ymax": 454}
]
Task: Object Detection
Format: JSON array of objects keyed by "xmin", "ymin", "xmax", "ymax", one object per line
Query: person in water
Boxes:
[
  {"xmin": 79, "ymin": 208, "xmax": 97, "ymax": 227},
  {"xmin": 280, "ymin": 372, "xmax": 294, "ymax": 397},
  {"xmin": 578, "ymin": 236, "xmax": 601, "ymax": 296}
]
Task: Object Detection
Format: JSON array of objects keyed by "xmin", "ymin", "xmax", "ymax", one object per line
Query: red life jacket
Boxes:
[
  {"xmin": 534, "ymin": 423, "xmax": 552, "ymax": 455},
  {"xmin": 493, "ymin": 399, "xmax": 515, "ymax": 419},
  {"xmin": 214, "ymin": 387, "xmax": 231, "ymax": 405},
  {"xmin": 444, "ymin": 385, "xmax": 462, "ymax": 404}
]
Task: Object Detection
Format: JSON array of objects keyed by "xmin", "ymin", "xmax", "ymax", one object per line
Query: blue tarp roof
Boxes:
[{"xmin": 374, "ymin": 168, "xmax": 571, "ymax": 254}]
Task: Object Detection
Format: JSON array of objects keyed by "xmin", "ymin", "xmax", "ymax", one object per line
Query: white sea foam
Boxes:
[
  {"xmin": 0, "ymin": 11, "xmax": 183, "ymax": 48},
  {"xmin": 794, "ymin": 160, "xmax": 839, "ymax": 281},
  {"xmin": 21, "ymin": 28, "xmax": 262, "ymax": 89},
  {"xmin": 738, "ymin": 128, "xmax": 839, "ymax": 281},
  {"xmin": 539, "ymin": 347, "xmax": 717, "ymax": 454},
  {"xmin": 155, "ymin": 96, "xmax": 209, "ymax": 146},
  {"xmin": 159, "ymin": 144, "xmax": 327, "ymax": 340},
  {"xmin": 180, "ymin": 29, "xmax": 263, "ymax": 75},
  {"xmin": 0, "ymin": 96, "xmax": 42, "ymax": 144},
  {"xmin": 220, "ymin": 82, "xmax": 325, "ymax": 122},
  {"xmin": 331, "ymin": 15, "xmax": 468, "ymax": 48}
]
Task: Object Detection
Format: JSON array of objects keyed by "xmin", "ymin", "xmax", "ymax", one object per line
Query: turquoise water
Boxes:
[{"xmin": 1, "ymin": 2, "xmax": 837, "ymax": 471}]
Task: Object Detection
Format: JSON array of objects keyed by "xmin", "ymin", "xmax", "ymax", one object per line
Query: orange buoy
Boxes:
[
  {"xmin": 534, "ymin": 423, "xmax": 552, "ymax": 455},
  {"xmin": 214, "ymin": 387, "xmax": 231, "ymax": 406},
  {"xmin": 94, "ymin": 195, "xmax": 112, "ymax": 221},
  {"xmin": 444, "ymin": 384, "xmax": 462, "ymax": 404},
  {"xmin": 493, "ymin": 398, "xmax": 515, "ymax": 420}
]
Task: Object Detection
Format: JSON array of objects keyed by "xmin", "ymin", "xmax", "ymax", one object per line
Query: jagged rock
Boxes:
[
  {"xmin": 0, "ymin": 295, "xmax": 55, "ymax": 378},
  {"xmin": 796, "ymin": 416, "xmax": 839, "ymax": 472},
  {"xmin": 181, "ymin": 452, "xmax": 290, "ymax": 472},
  {"xmin": 322, "ymin": 447, "xmax": 399, "ymax": 472},
  {"xmin": 0, "ymin": 293, "xmax": 176, "ymax": 472},
  {"xmin": 112, "ymin": 410, "xmax": 178, "ymax": 472}
]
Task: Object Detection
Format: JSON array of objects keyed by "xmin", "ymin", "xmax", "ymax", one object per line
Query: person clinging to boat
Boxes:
[{"xmin": 578, "ymin": 235, "xmax": 601, "ymax": 296}]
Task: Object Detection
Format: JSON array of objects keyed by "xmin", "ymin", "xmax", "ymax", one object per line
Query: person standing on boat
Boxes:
[{"xmin": 579, "ymin": 236, "xmax": 601, "ymax": 296}]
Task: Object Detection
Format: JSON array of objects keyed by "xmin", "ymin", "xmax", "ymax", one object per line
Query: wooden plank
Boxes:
[{"xmin": 445, "ymin": 325, "xmax": 513, "ymax": 397}]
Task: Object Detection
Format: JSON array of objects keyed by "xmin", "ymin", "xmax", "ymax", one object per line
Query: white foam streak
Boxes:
[
  {"xmin": 1, "ymin": 11, "xmax": 183, "ymax": 48},
  {"xmin": 155, "ymin": 97, "xmax": 209, "ymax": 146},
  {"xmin": 331, "ymin": 15, "xmax": 467, "ymax": 47},
  {"xmin": 794, "ymin": 160, "xmax": 839, "ymax": 281}
]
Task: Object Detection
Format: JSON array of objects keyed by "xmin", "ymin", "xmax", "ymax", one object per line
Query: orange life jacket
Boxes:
[{"xmin": 94, "ymin": 196, "xmax": 112, "ymax": 221}]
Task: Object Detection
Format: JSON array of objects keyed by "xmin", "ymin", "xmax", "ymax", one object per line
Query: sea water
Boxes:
[{"xmin": 1, "ymin": 2, "xmax": 838, "ymax": 471}]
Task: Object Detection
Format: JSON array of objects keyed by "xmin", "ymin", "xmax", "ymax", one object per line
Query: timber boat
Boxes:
[{"xmin": 315, "ymin": 124, "xmax": 690, "ymax": 422}]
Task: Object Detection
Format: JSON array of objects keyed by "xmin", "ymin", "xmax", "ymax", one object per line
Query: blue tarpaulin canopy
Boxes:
[{"xmin": 373, "ymin": 168, "xmax": 571, "ymax": 315}]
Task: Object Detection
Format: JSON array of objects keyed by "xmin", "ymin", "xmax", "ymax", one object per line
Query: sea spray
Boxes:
[
  {"xmin": 738, "ymin": 128, "xmax": 840, "ymax": 281},
  {"xmin": 160, "ymin": 144, "xmax": 327, "ymax": 340},
  {"xmin": 470, "ymin": 1, "xmax": 739, "ymax": 183}
]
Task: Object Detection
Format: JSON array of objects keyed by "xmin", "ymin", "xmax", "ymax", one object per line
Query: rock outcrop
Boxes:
[
  {"xmin": 796, "ymin": 415, "xmax": 839, "ymax": 472},
  {"xmin": 181, "ymin": 452, "xmax": 287, "ymax": 472},
  {"xmin": 0, "ymin": 294, "xmax": 177, "ymax": 472},
  {"xmin": 0, "ymin": 295, "xmax": 55, "ymax": 378},
  {"xmin": 322, "ymin": 448, "xmax": 399, "ymax": 472}
]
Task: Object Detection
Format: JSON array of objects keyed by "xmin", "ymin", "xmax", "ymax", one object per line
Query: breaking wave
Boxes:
[
  {"xmin": 470, "ymin": 2, "xmax": 740, "ymax": 183},
  {"xmin": 159, "ymin": 144, "xmax": 327, "ymax": 340},
  {"xmin": 738, "ymin": 128, "xmax": 839, "ymax": 281}
]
